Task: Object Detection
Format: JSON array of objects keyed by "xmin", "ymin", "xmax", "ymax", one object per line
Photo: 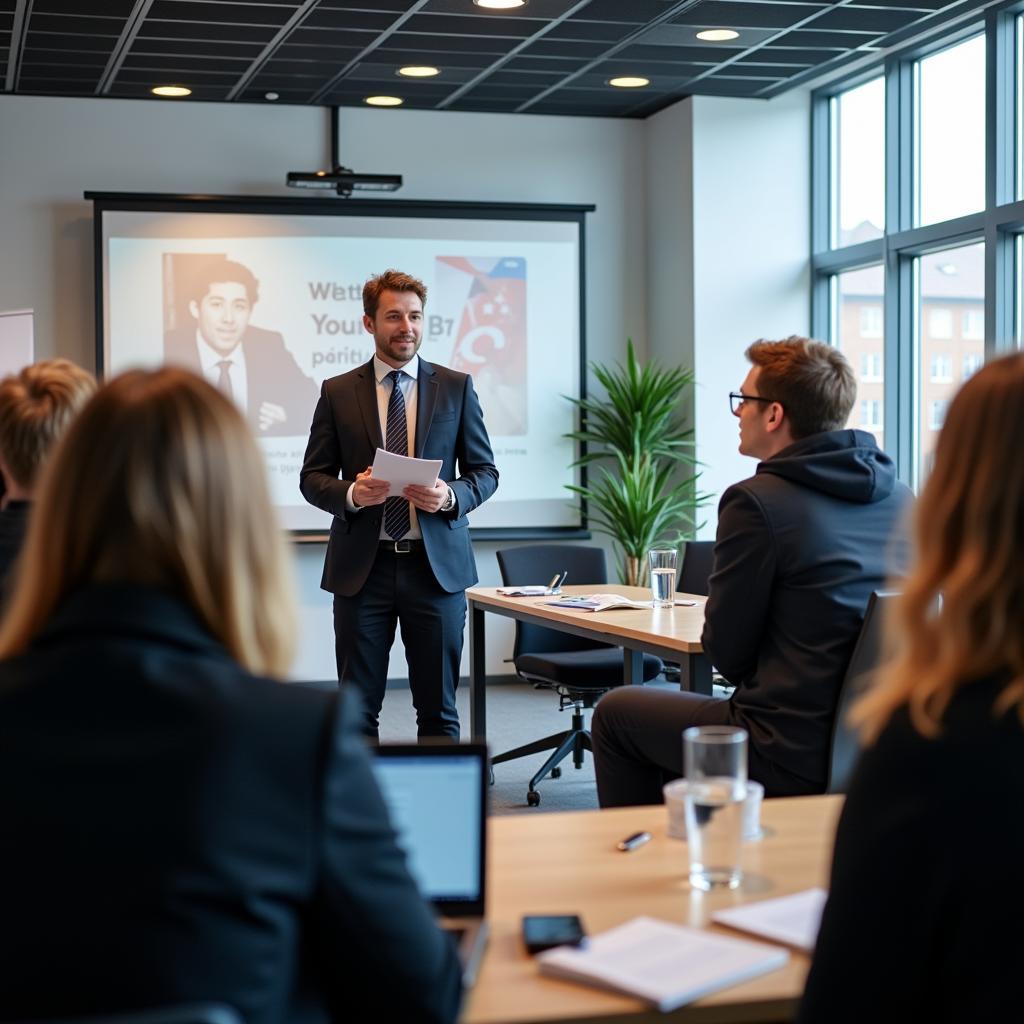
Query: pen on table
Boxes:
[{"xmin": 617, "ymin": 831, "xmax": 652, "ymax": 852}]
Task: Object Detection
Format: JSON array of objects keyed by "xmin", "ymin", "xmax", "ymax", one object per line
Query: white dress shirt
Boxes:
[{"xmin": 347, "ymin": 355, "xmax": 422, "ymax": 539}]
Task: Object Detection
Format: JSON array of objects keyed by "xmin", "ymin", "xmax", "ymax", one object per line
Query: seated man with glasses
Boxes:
[{"xmin": 592, "ymin": 337, "xmax": 912, "ymax": 803}]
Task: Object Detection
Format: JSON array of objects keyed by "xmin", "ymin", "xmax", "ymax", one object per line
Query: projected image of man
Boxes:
[
  {"xmin": 300, "ymin": 269, "xmax": 499, "ymax": 739},
  {"xmin": 164, "ymin": 258, "xmax": 317, "ymax": 436}
]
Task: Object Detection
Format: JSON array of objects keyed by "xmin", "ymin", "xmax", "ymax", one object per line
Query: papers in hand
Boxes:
[
  {"xmin": 371, "ymin": 448, "xmax": 442, "ymax": 498},
  {"xmin": 712, "ymin": 888, "xmax": 828, "ymax": 952},
  {"xmin": 537, "ymin": 916, "xmax": 788, "ymax": 1012}
]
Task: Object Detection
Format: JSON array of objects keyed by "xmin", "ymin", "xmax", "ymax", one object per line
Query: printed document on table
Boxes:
[
  {"xmin": 712, "ymin": 888, "xmax": 828, "ymax": 952},
  {"xmin": 537, "ymin": 916, "xmax": 788, "ymax": 1012},
  {"xmin": 371, "ymin": 448, "xmax": 443, "ymax": 498}
]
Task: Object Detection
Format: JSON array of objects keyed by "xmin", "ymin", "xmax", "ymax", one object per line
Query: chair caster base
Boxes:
[{"xmin": 527, "ymin": 790, "xmax": 541, "ymax": 807}]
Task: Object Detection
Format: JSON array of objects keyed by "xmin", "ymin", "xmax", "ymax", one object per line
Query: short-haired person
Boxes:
[
  {"xmin": 0, "ymin": 358, "xmax": 95, "ymax": 588},
  {"xmin": 592, "ymin": 337, "xmax": 912, "ymax": 802},
  {"xmin": 0, "ymin": 369, "xmax": 461, "ymax": 1024},
  {"xmin": 799, "ymin": 352, "xmax": 1024, "ymax": 1022},
  {"xmin": 164, "ymin": 257, "xmax": 317, "ymax": 436},
  {"xmin": 300, "ymin": 269, "xmax": 498, "ymax": 739}
]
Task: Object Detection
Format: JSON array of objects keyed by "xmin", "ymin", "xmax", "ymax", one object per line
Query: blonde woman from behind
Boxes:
[{"xmin": 0, "ymin": 368, "xmax": 461, "ymax": 1024}]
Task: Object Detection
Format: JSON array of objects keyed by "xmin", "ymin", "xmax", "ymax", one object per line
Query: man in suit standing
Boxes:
[
  {"xmin": 300, "ymin": 269, "xmax": 498, "ymax": 739},
  {"xmin": 164, "ymin": 257, "xmax": 317, "ymax": 436}
]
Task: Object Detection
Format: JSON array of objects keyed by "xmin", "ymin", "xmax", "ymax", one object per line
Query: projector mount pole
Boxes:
[{"xmin": 328, "ymin": 105, "xmax": 354, "ymax": 197}]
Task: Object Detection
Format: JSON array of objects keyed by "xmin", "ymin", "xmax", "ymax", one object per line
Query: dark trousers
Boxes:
[
  {"xmin": 333, "ymin": 545, "xmax": 464, "ymax": 740},
  {"xmin": 591, "ymin": 687, "xmax": 819, "ymax": 806}
]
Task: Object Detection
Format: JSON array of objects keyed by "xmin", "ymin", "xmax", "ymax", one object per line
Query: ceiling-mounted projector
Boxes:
[{"xmin": 286, "ymin": 166, "xmax": 403, "ymax": 198}]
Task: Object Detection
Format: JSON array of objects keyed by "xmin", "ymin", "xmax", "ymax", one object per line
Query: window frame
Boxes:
[{"xmin": 811, "ymin": 1, "xmax": 1024, "ymax": 488}]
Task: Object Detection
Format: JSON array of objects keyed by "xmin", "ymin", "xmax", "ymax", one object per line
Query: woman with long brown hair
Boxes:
[
  {"xmin": 0, "ymin": 368, "xmax": 461, "ymax": 1023},
  {"xmin": 799, "ymin": 352, "xmax": 1024, "ymax": 1021}
]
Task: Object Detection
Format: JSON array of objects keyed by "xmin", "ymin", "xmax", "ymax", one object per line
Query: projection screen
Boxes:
[{"xmin": 89, "ymin": 194, "xmax": 592, "ymax": 537}]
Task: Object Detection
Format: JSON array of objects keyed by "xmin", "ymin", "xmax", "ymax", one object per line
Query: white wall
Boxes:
[
  {"xmin": 643, "ymin": 91, "xmax": 811, "ymax": 539},
  {"xmin": 690, "ymin": 92, "xmax": 811, "ymax": 530},
  {"xmin": 0, "ymin": 94, "xmax": 648, "ymax": 682}
]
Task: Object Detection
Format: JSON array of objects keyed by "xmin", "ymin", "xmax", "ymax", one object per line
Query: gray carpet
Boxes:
[
  {"xmin": 378, "ymin": 680, "xmax": 691, "ymax": 815},
  {"xmin": 378, "ymin": 682, "xmax": 601, "ymax": 815}
]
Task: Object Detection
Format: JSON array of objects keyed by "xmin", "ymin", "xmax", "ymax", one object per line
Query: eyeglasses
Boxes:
[{"xmin": 729, "ymin": 391, "xmax": 777, "ymax": 415}]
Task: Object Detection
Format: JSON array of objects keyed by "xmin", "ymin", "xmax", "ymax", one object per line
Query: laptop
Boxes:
[{"xmin": 371, "ymin": 742, "xmax": 490, "ymax": 987}]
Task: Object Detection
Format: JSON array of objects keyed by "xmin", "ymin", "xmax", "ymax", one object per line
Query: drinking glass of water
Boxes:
[
  {"xmin": 681, "ymin": 726, "xmax": 748, "ymax": 890},
  {"xmin": 648, "ymin": 548, "xmax": 678, "ymax": 607}
]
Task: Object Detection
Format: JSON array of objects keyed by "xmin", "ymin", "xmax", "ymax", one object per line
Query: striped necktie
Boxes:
[{"xmin": 383, "ymin": 369, "xmax": 411, "ymax": 541}]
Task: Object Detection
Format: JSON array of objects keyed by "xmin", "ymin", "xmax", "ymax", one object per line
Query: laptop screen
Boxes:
[{"xmin": 371, "ymin": 745, "xmax": 487, "ymax": 910}]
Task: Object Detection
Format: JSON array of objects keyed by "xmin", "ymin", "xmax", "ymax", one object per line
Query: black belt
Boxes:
[{"xmin": 379, "ymin": 539, "xmax": 424, "ymax": 554}]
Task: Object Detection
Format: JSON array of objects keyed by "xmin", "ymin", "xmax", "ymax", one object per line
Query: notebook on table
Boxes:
[{"xmin": 371, "ymin": 741, "xmax": 490, "ymax": 987}]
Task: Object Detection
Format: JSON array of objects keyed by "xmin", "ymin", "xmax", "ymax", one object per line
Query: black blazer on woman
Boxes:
[
  {"xmin": 799, "ymin": 675, "xmax": 1024, "ymax": 1022},
  {"xmin": 0, "ymin": 584, "xmax": 461, "ymax": 1023}
]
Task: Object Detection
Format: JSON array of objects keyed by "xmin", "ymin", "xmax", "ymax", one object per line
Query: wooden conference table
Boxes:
[
  {"xmin": 467, "ymin": 585, "xmax": 711, "ymax": 742},
  {"xmin": 463, "ymin": 794, "xmax": 843, "ymax": 1024}
]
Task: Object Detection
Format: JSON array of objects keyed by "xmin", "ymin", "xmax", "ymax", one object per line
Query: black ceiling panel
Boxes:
[
  {"xmin": 671, "ymin": 2, "xmax": 829, "ymax": 30},
  {"xmin": 810, "ymin": 5, "xmax": 927, "ymax": 32},
  {"xmin": 147, "ymin": 1, "xmax": 300, "ymax": 24},
  {"xmin": 0, "ymin": 0, "xmax": 992, "ymax": 116},
  {"xmin": 136, "ymin": 19, "xmax": 281, "ymax": 43},
  {"xmin": 34, "ymin": 0, "xmax": 138, "ymax": 14},
  {"xmin": 301, "ymin": 9, "xmax": 418, "ymax": 31},
  {"xmin": 786, "ymin": 29, "xmax": 883, "ymax": 48}
]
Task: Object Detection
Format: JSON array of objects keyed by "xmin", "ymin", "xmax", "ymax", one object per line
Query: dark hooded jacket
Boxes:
[{"xmin": 703, "ymin": 429, "xmax": 912, "ymax": 789}]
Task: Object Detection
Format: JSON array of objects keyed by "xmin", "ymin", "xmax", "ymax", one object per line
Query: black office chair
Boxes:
[
  {"xmin": 678, "ymin": 539, "xmax": 715, "ymax": 597},
  {"xmin": 493, "ymin": 544, "xmax": 663, "ymax": 806},
  {"xmin": 13, "ymin": 1005, "xmax": 242, "ymax": 1024},
  {"xmin": 826, "ymin": 590, "xmax": 898, "ymax": 794}
]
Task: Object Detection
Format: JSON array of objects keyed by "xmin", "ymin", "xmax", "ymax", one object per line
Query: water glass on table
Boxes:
[
  {"xmin": 648, "ymin": 548, "xmax": 678, "ymax": 607},
  {"xmin": 681, "ymin": 725, "xmax": 748, "ymax": 891}
]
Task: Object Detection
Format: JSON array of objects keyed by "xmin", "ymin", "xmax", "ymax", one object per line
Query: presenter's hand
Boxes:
[
  {"xmin": 404, "ymin": 479, "xmax": 448, "ymax": 513},
  {"xmin": 257, "ymin": 401, "xmax": 287, "ymax": 432},
  {"xmin": 352, "ymin": 468, "xmax": 390, "ymax": 508}
]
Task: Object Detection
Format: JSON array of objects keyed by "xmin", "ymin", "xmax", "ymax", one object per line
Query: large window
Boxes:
[
  {"xmin": 917, "ymin": 243, "xmax": 984, "ymax": 476},
  {"xmin": 813, "ymin": 4, "xmax": 1024, "ymax": 488},
  {"xmin": 1018, "ymin": 234, "xmax": 1024, "ymax": 347},
  {"xmin": 833, "ymin": 78, "xmax": 884, "ymax": 246},
  {"xmin": 917, "ymin": 35, "xmax": 986, "ymax": 226},
  {"xmin": 833, "ymin": 265, "xmax": 885, "ymax": 447},
  {"xmin": 1018, "ymin": 14, "xmax": 1023, "ymax": 201}
]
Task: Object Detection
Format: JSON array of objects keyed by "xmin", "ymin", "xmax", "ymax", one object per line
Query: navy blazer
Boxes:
[
  {"xmin": 0, "ymin": 584, "xmax": 462, "ymax": 1024},
  {"xmin": 299, "ymin": 358, "xmax": 499, "ymax": 596}
]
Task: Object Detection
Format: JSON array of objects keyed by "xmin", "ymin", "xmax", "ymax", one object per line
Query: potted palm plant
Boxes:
[{"xmin": 565, "ymin": 341, "xmax": 708, "ymax": 586}]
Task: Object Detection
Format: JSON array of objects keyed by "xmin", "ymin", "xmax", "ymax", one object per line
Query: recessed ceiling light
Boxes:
[
  {"xmin": 696, "ymin": 28, "xmax": 740, "ymax": 42},
  {"xmin": 265, "ymin": 91, "xmax": 279, "ymax": 101},
  {"xmin": 608, "ymin": 76, "xmax": 650, "ymax": 89},
  {"xmin": 398, "ymin": 65, "xmax": 440, "ymax": 78},
  {"xmin": 473, "ymin": 0, "xmax": 527, "ymax": 9},
  {"xmin": 365, "ymin": 95, "xmax": 404, "ymax": 107},
  {"xmin": 151, "ymin": 85, "xmax": 191, "ymax": 97}
]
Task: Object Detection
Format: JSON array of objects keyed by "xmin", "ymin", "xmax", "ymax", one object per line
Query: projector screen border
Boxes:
[{"xmin": 86, "ymin": 191, "xmax": 596, "ymax": 542}]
